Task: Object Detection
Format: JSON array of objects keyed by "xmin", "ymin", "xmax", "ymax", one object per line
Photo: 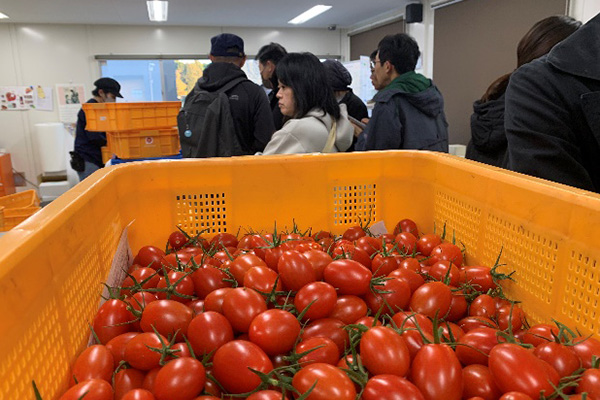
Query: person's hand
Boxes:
[
  {"xmin": 350, "ymin": 121, "xmax": 363, "ymax": 137},
  {"xmin": 350, "ymin": 118, "xmax": 370, "ymax": 138}
]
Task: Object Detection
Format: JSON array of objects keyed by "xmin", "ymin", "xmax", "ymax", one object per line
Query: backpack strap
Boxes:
[
  {"xmin": 216, "ymin": 76, "xmax": 250, "ymax": 95},
  {"xmin": 322, "ymin": 120, "xmax": 337, "ymax": 153}
]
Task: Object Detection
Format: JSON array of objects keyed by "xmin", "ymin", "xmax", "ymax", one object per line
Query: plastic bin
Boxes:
[
  {"xmin": 83, "ymin": 101, "xmax": 180, "ymax": 132},
  {"xmin": 110, "ymin": 152, "xmax": 183, "ymax": 165},
  {"xmin": 0, "ymin": 190, "xmax": 42, "ymax": 231},
  {"xmin": 1, "ymin": 151, "xmax": 600, "ymax": 399},
  {"xmin": 106, "ymin": 128, "xmax": 180, "ymax": 159},
  {"xmin": 101, "ymin": 146, "xmax": 111, "ymax": 165},
  {"xmin": 1, "ymin": 206, "xmax": 41, "ymax": 231},
  {"xmin": 0, "ymin": 189, "xmax": 40, "ymax": 209}
]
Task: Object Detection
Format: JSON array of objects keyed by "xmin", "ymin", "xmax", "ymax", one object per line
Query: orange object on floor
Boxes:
[{"xmin": 0, "ymin": 153, "xmax": 16, "ymax": 197}]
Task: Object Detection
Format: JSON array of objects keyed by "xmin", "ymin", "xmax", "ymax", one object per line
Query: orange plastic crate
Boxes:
[
  {"xmin": 0, "ymin": 189, "xmax": 39, "ymax": 209},
  {"xmin": 107, "ymin": 128, "xmax": 180, "ymax": 159},
  {"xmin": 1, "ymin": 152, "xmax": 600, "ymax": 399},
  {"xmin": 82, "ymin": 101, "xmax": 180, "ymax": 132},
  {"xmin": 0, "ymin": 190, "xmax": 41, "ymax": 231},
  {"xmin": 0, "ymin": 206, "xmax": 41, "ymax": 231},
  {"xmin": 100, "ymin": 146, "xmax": 111, "ymax": 164}
]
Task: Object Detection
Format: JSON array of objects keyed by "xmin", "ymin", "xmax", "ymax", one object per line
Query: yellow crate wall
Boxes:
[{"xmin": 1, "ymin": 152, "xmax": 600, "ymax": 399}]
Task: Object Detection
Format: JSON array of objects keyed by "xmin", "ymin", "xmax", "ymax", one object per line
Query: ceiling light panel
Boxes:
[{"xmin": 288, "ymin": 5, "xmax": 332, "ymax": 25}]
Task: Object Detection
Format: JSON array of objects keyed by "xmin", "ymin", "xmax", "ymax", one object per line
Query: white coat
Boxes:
[{"xmin": 260, "ymin": 105, "xmax": 354, "ymax": 155}]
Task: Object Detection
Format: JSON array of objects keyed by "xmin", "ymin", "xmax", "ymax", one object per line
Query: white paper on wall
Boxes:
[{"xmin": 56, "ymin": 83, "xmax": 86, "ymax": 123}]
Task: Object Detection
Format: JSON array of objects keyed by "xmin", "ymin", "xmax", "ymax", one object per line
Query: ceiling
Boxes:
[{"xmin": 0, "ymin": 0, "xmax": 412, "ymax": 29}]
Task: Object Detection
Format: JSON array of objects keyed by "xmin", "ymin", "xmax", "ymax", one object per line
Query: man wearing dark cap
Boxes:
[
  {"xmin": 181, "ymin": 33, "xmax": 274, "ymax": 156},
  {"xmin": 71, "ymin": 77, "xmax": 123, "ymax": 181},
  {"xmin": 256, "ymin": 42, "xmax": 287, "ymax": 130},
  {"xmin": 322, "ymin": 59, "xmax": 368, "ymax": 151}
]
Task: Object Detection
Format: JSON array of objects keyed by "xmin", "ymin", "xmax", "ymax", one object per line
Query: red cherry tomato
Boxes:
[
  {"xmin": 59, "ymin": 379, "xmax": 113, "ymax": 400},
  {"xmin": 363, "ymin": 374, "xmax": 425, "ymax": 400},
  {"xmin": 462, "ymin": 364, "xmax": 502, "ymax": 400},
  {"xmin": 222, "ymin": 287, "xmax": 267, "ymax": 333},
  {"xmin": 409, "ymin": 281, "xmax": 453, "ymax": 319},
  {"xmin": 70, "ymin": 345, "xmax": 114, "ymax": 386},
  {"xmin": 296, "ymin": 336, "xmax": 340, "ymax": 366},
  {"xmin": 187, "ymin": 311, "xmax": 234, "ymax": 358},
  {"xmin": 488, "ymin": 343, "xmax": 560, "ymax": 399},
  {"xmin": 140, "ymin": 299, "xmax": 193, "ymax": 341},
  {"xmin": 329, "ymin": 295, "xmax": 368, "ymax": 324},
  {"xmin": 248, "ymin": 309, "xmax": 301, "ymax": 356},
  {"xmin": 153, "ymin": 357, "xmax": 206, "ymax": 400},
  {"xmin": 292, "ymin": 363, "xmax": 356, "ymax": 400},
  {"xmin": 360, "ymin": 326, "xmax": 410, "ymax": 377},
  {"xmin": 323, "ymin": 259, "xmax": 372, "ymax": 296},
  {"xmin": 411, "ymin": 343, "xmax": 463, "ymax": 400},
  {"xmin": 212, "ymin": 340, "xmax": 273, "ymax": 394},
  {"xmin": 294, "ymin": 281, "xmax": 337, "ymax": 321}
]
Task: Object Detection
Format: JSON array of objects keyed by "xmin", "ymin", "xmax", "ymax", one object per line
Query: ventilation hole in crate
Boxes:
[
  {"xmin": 563, "ymin": 249, "xmax": 600, "ymax": 337},
  {"xmin": 332, "ymin": 184, "xmax": 377, "ymax": 226},
  {"xmin": 483, "ymin": 215, "xmax": 558, "ymax": 319},
  {"xmin": 433, "ymin": 191, "xmax": 481, "ymax": 258},
  {"xmin": 0, "ymin": 297, "xmax": 68, "ymax": 399},
  {"xmin": 176, "ymin": 192, "xmax": 228, "ymax": 235},
  {"xmin": 60, "ymin": 241, "xmax": 104, "ymax": 350}
]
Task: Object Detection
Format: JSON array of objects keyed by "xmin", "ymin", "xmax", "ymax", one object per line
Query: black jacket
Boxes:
[
  {"xmin": 355, "ymin": 84, "xmax": 449, "ymax": 151},
  {"xmin": 198, "ymin": 62, "xmax": 275, "ymax": 154},
  {"xmin": 505, "ymin": 13, "xmax": 600, "ymax": 192},
  {"xmin": 267, "ymin": 87, "xmax": 285, "ymax": 131},
  {"xmin": 466, "ymin": 94, "xmax": 507, "ymax": 167},
  {"xmin": 74, "ymin": 98, "xmax": 106, "ymax": 168},
  {"xmin": 340, "ymin": 90, "xmax": 368, "ymax": 152},
  {"xmin": 341, "ymin": 90, "xmax": 369, "ymax": 122}
]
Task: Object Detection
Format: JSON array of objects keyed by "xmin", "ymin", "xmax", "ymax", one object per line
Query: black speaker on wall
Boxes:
[{"xmin": 406, "ymin": 3, "xmax": 423, "ymax": 23}]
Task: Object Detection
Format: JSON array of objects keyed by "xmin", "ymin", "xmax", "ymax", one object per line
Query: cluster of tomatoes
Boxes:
[{"xmin": 57, "ymin": 219, "xmax": 600, "ymax": 400}]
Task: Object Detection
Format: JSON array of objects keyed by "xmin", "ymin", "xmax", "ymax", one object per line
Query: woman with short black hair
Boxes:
[{"xmin": 260, "ymin": 52, "xmax": 354, "ymax": 154}]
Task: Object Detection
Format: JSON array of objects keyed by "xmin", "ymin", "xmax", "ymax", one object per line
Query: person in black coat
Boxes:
[
  {"xmin": 505, "ymin": 13, "xmax": 600, "ymax": 192},
  {"xmin": 256, "ymin": 43, "xmax": 288, "ymax": 130},
  {"xmin": 73, "ymin": 77, "xmax": 122, "ymax": 181},
  {"xmin": 466, "ymin": 15, "xmax": 581, "ymax": 167},
  {"xmin": 322, "ymin": 59, "xmax": 369, "ymax": 151}
]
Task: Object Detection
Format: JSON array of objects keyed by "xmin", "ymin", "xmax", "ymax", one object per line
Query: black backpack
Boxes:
[{"xmin": 177, "ymin": 77, "xmax": 248, "ymax": 158}]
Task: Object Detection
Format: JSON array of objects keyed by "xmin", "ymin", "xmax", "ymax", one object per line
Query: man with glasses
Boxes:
[{"xmin": 355, "ymin": 34, "xmax": 448, "ymax": 152}]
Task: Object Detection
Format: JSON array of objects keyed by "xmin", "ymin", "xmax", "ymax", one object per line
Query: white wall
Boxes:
[
  {"xmin": 405, "ymin": 0, "xmax": 435, "ymax": 79},
  {"xmin": 0, "ymin": 24, "xmax": 348, "ymax": 189},
  {"xmin": 569, "ymin": 0, "xmax": 600, "ymax": 22}
]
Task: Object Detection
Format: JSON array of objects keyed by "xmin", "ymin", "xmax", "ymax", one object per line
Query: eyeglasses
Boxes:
[{"xmin": 370, "ymin": 59, "xmax": 382, "ymax": 70}]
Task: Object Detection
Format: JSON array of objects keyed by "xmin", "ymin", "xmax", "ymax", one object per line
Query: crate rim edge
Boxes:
[{"xmin": 1, "ymin": 150, "xmax": 600, "ymax": 283}]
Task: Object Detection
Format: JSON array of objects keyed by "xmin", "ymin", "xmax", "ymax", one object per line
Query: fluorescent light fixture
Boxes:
[
  {"xmin": 147, "ymin": 0, "xmax": 168, "ymax": 22},
  {"xmin": 288, "ymin": 5, "xmax": 332, "ymax": 25},
  {"xmin": 0, "ymin": 12, "xmax": 10, "ymax": 19}
]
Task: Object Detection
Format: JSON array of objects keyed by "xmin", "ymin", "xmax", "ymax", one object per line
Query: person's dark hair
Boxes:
[
  {"xmin": 370, "ymin": 49, "xmax": 378, "ymax": 62},
  {"xmin": 256, "ymin": 42, "xmax": 288, "ymax": 64},
  {"xmin": 256, "ymin": 43, "xmax": 287, "ymax": 88},
  {"xmin": 481, "ymin": 15, "xmax": 581, "ymax": 102},
  {"xmin": 92, "ymin": 88, "xmax": 100, "ymax": 96},
  {"xmin": 377, "ymin": 34, "xmax": 420, "ymax": 75},
  {"xmin": 277, "ymin": 52, "xmax": 340, "ymax": 120}
]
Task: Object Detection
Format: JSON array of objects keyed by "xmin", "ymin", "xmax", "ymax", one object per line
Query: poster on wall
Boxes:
[
  {"xmin": 343, "ymin": 56, "xmax": 376, "ymax": 106},
  {"xmin": 0, "ymin": 86, "xmax": 36, "ymax": 110},
  {"xmin": 35, "ymin": 86, "xmax": 54, "ymax": 111},
  {"xmin": 56, "ymin": 83, "xmax": 85, "ymax": 123}
]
